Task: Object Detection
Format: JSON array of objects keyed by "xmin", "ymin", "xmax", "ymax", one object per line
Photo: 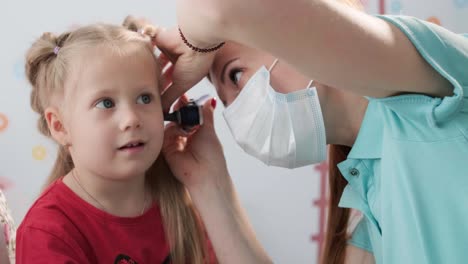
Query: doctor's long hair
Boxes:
[
  {"xmin": 25, "ymin": 17, "xmax": 211, "ymax": 264},
  {"xmin": 320, "ymin": 1, "xmax": 364, "ymax": 264},
  {"xmin": 322, "ymin": 145, "xmax": 352, "ymax": 264}
]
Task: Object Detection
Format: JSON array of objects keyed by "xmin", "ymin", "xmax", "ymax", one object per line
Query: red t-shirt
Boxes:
[{"xmin": 17, "ymin": 178, "xmax": 215, "ymax": 264}]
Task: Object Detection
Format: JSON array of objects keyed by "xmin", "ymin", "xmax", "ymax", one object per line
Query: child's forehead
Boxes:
[
  {"xmin": 78, "ymin": 43, "xmax": 154, "ymax": 63},
  {"xmin": 66, "ymin": 45, "xmax": 159, "ymax": 95},
  {"xmin": 72, "ymin": 43, "xmax": 155, "ymax": 71}
]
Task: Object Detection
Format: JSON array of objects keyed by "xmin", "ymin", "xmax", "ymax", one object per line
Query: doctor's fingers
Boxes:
[
  {"xmin": 160, "ymin": 60, "xmax": 198, "ymax": 111},
  {"xmin": 172, "ymin": 94, "xmax": 189, "ymax": 111},
  {"xmin": 161, "ymin": 64, "xmax": 174, "ymax": 95},
  {"xmin": 163, "ymin": 123, "xmax": 189, "ymax": 148},
  {"xmin": 153, "ymin": 27, "xmax": 184, "ymax": 58},
  {"xmin": 158, "ymin": 52, "xmax": 171, "ymax": 72}
]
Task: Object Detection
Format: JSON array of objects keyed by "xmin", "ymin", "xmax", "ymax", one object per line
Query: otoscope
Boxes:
[{"xmin": 163, "ymin": 95, "xmax": 210, "ymax": 128}]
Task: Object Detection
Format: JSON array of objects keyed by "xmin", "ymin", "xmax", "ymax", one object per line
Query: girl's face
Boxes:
[
  {"xmin": 62, "ymin": 45, "xmax": 163, "ymax": 180},
  {"xmin": 209, "ymin": 42, "xmax": 312, "ymax": 107}
]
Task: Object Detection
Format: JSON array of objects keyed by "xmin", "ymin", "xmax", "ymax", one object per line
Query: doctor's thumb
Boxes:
[{"xmin": 201, "ymin": 97, "xmax": 217, "ymax": 128}]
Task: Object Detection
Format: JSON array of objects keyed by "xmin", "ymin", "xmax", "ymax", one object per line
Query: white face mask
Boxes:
[{"xmin": 222, "ymin": 59, "xmax": 327, "ymax": 168}]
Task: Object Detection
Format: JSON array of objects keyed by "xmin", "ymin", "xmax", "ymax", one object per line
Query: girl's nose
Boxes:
[{"xmin": 119, "ymin": 107, "xmax": 141, "ymax": 131}]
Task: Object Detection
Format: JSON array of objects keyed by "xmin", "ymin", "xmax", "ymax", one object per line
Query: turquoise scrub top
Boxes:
[{"xmin": 341, "ymin": 15, "xmax": 468, "ymax": 263}]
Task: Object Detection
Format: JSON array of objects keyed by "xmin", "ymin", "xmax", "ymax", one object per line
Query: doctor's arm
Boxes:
[
  {"xmin": 156, "ymin": 0, "xmax": 452, "ymax": 108},
  {"xmin": 189, "ymin": 178, "xmax": 274, "ymax": 264},
  {"xmin": 345, "ymin": 245, "xmax": 375, "ymax": 264},
  {"xmin": 162, "ymin": 97, "xmax": 273, "ymax": 264}
]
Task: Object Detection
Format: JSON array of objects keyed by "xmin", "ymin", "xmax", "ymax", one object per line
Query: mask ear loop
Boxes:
[
  {"xmin": 269, "ymin": 58, "xmax": 314, "ymax": 89},
  {"xmin": 268, "ymin": 58, "xmax": 279, "ymax": 72}
]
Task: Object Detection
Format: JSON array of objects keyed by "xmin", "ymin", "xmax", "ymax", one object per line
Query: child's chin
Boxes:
[{"xmin": 112, "ymin": 165, "xmax": 149, "ymax": 180}]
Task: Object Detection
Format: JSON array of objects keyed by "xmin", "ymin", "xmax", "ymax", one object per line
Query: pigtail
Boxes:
[
  {"xmin": 25, "ymin": 32, "xmax": 59, "ymax": 89},
  {"xmin": 26, "ymin": 32, "xmax": 58, "ymax": 137},
  {"xmin": 26, "ymin": 31, "xmax": 70, "ymax": 137},
  {"xmin": 25, "ymin": 31, "xmax": 74, "ymax": 189}
]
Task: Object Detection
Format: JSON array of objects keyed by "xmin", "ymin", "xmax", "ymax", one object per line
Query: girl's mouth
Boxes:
[{"xmin": 118, "ymin": 141, "xmax": 146, "ymax": 152}]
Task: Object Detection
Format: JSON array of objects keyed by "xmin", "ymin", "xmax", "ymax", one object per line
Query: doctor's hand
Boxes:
[
  {"xmin": 163, "ymin": 95, "xmax": 274, "ymax": 264},
  {"xmin": 154, "ymin": 28, "xmax": 219, "ymax": 112},
  {"xmin": 162, "ymin": 95, "xmax": 230, "ymax": 191}
]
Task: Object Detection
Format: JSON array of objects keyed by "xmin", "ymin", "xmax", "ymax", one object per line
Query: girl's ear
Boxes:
[{"xmin": 44, "ymin": 107, "xmax": 71, "ymax": 146}]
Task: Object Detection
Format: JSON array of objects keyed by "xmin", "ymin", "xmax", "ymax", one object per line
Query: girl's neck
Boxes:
[
  {"xmin": 316, "ymin": 84, "xmax": 369, "ymax": 147},
  {"xmin": 62, "ymin": 168, "xmax": 150, "ymax": 217}
]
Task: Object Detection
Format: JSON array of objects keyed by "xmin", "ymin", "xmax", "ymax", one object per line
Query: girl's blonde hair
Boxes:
[{"xmin": 25, "ymin": 16, "xmax": 211, "ymax": 264}]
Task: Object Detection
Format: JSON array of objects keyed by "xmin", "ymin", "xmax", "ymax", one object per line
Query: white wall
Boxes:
[{"xmin": 0, "ymin": 0, "xmax": 466, "ymax": 263}]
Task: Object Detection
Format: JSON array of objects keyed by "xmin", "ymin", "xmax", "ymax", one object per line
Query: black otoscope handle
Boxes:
[{"xmin": 163, "ymin": 101, "xmax": 203, "ymax": 127}]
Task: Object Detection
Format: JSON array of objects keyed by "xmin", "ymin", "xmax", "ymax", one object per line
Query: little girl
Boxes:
[{"xmin": 17, "ymin": 17, "xmax": 216, "ymax": 264}]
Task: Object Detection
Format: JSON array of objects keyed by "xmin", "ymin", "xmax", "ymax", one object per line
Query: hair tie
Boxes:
[{"xmin": 53, "ymin": 46, "xmax": 61, "ymax": 55}]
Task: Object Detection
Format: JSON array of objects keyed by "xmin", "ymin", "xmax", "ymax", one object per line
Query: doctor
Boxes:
[{"xmin": 156, "ymin": 0, "xmax": 468, "ymax": 263}]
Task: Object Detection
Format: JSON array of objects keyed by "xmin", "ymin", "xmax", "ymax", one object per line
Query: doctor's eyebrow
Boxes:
[{"xmin": 221, "ymin": 57, "xmax": 240, "ymax": 84}]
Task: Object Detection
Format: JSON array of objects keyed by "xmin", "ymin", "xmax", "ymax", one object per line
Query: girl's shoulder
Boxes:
[{"xmin": 18, "ymin": 179, "xmax": 78, "ymax": 237}]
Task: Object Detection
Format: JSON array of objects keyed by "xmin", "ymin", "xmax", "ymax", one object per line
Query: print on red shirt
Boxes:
[{"xmin": 114, "ymin": 254, "xmax": 138, "ymax": 264}]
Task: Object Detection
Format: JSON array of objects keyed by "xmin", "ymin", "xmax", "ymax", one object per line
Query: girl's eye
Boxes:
[
  {"xmin": 228, "ymin": 68, "xmax": 243, "ymax": 85},
  {"xmin": 137, "ymin": 94, "xmax": 152, "ymax": 104},
  {"xmin": 96, "ymin": 98, "xmax": 115, "ymax": 109}
]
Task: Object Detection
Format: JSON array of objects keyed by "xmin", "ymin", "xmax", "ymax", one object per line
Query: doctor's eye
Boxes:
[{"xmin": 228, "ymin": 68, "xmax": 244, "ymax": 85}]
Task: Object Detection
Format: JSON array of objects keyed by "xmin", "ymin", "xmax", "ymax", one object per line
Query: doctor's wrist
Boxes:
[{"xmin": 188, "ymin": 174, "xmax": 235, "ymax": 205}]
